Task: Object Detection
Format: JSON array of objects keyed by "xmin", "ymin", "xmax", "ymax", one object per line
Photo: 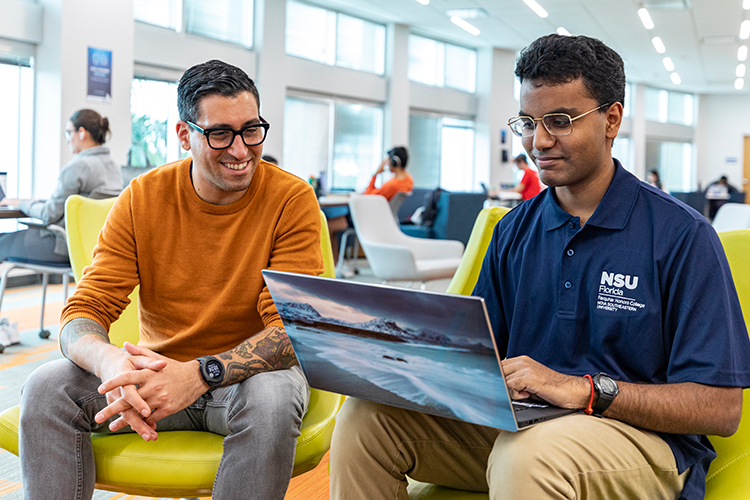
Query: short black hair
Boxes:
[
  {"xmin": 388, "ymin": 146, "xmax": 409, "ymax": 169},
  {"xmin": 177, "ymin": 59, "xmax": 260, "ymax": 123},
  {"xmin": 515, "ymin": 35, "xmax": 625, "ymax": 109},
  {"xmin": 514, "ymin": 154, "xmax": 528, "ymax": 164}
]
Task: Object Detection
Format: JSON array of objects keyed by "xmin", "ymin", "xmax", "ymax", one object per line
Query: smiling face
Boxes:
[
  {"xmin": 177, "ymin": 91, "xmax": 263, "ymax": 205},
  {"xmin": 519, "ymin": 78, "xmax": 622, "ymax": 193}
]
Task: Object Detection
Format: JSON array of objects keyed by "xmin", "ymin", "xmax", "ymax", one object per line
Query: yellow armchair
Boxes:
[{"xmin": 0, "ymin": 195, "xmax": 345, "ymax": 497}]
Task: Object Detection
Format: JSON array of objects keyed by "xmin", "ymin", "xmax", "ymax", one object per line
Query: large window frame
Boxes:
[
  {"xmin": 283, "ymin": 93, "xmax": 384, "ymax": 191},
  {"xmin": 134, "ymin": 0, "xmax": 254, "ymax": 49},
  {"xmin": 285, "ymin": 0, "xmax": 386, "ymax": 76}
]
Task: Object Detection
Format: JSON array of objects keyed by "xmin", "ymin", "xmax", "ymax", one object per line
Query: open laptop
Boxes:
[{"xmin": 262, "ymin": 270, "xmax": 576, "ymax": 431}]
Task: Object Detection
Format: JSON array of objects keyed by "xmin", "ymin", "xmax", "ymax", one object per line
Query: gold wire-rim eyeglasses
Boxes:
[{"xmin": 507, "ymin": 102, "xmax": 613, "ymax": 138}]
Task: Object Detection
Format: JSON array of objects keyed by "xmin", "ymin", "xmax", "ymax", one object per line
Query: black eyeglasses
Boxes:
[{"xmin": 187, "ymin": 118, "xmax": 270, "ymax": 150}]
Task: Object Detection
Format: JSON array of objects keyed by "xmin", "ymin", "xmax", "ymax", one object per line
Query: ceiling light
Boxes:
[
  {"xmin": 662, "ymin": 57, "xmax": 674, "ymax": 71},
  {"xmin": 450, "ymin": 16, "xmax": 480, "ymax": 36},
  {"xmin": 738, "ymin": 64, "xmax": 747, "ymax": 77},
  {"xmin": 739, "ymin": 45, "xmax": 748, "ymax": 61},
  {"xmin": 557, "ymin": 27, "xmax": 571, "ymax": 36},
  {"xmin": 744, "ymin": 0, "xmax": 750, "ymax": 9},
  {"xmin": 670, "ymin": 72, "xmax": 681, "ymax": 85},
  {"xmin": 652, "ymin": 36, "xmax": 666, "ymax": 53},
  {"xmin": 741, "ymin": 20, "xmax": 750, "ymax": 39},
  {"xmin": 637, "ymin": 8, "xmax": 655, "ymax": 30},
  {"xmin": 736, "ymin": 77, "xmax": 745, "ymax": 89},
  {"xmin": 414, "ymin": 0, "xmax": 429, "ymax": 4},
  {"xmin": 522, "ymin": 0, "xmax": 549, "ymax": 19}
]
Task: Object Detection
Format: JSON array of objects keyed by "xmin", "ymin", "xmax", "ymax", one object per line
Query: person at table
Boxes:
[
  {"xmin": 503, "ymin": 153, "xmax": 542, "ymax": 201},
  {"xmin": 0, "ymin": 109, "xmax": 122, "ymax": 264},
  {"xmin": 364, "ymin": 146, "xmax": 413, "ymax": 201},
  {"xmin": 330, "ymin": 33, "xmax": 750, "ymax": 500},
  {"xmin": 19, "ymin": 59, "xmax": 322, "ymax": 500}
]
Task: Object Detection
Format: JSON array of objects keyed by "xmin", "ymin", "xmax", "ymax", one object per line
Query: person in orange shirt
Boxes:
[
  {"xmin": 364, "ymin": 146, "xmax": 414, "ymax": 201},
  {"xmin": 505, "ymin": 153, "xmax": 542, "ymax": 201}
]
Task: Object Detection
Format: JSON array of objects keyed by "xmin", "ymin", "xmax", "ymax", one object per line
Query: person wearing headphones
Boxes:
[{"xmin": 364, "ymin": 146, "xmax": 413, "ymax": 201}]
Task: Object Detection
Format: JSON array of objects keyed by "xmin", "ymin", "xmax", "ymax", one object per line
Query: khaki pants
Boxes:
[{"xmin": 330, "ymin": 398, "xmax": 688, "ymax": 500}]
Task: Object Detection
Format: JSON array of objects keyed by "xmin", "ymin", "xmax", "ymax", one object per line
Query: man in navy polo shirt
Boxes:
[{"xmin": 329, "ymin": 34, "xmax": 750, "ymax": 500}]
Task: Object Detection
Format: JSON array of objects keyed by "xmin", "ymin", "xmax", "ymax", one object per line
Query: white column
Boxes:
[
  {"xmin": 33, "ymin": 0, "xmax": 134, "ymax": 197},
  {"xmin": 631, "ymin": 83, "xmax": 647, "ymax": 180},
  {"xmin": 384, "ymin": 23, "xmax": 410, "ymax": 149},
  {"xmin": 254, "ymin": 0, "xmax": 287, "ymax": 164},
  {"xmin": 475, "ymin": 47, "xmax": 517, "ymax": 189}
]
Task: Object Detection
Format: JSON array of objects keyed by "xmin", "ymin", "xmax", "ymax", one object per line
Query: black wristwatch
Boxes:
[
  {"xmin": 592, "ymin": 372, "xmax": 619, "ymax": 415},
  {"xmin": 197, "ymin": 356, "xmax": 225, "ymax": 391}
]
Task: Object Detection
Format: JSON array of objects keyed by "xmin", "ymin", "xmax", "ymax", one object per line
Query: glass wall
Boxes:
[
  {"xmin": 133, "ymin": 0, "xmax": 182, "ymax": 30},
  {"xmin": 409, "ymin": 113, "xmax": 476, "ymax": 190},
  {"xmin": 130, "ymin": 78, "xmax": 184, "ymax": 168},
  {"xmin": 644, "ymin": 87, "xmax": 694, "ymax": 125},
  {"xmin": 408, "ymin": 35, "xmax": 476, "ymax": 93},
  {"xmin": 645, "ymin": 140, "xmax": 694, "ymax": 191},
  {"xmin": 0, "ymin": 60, "xmax": 34, "ymax": 200},
  {"xmin": 283, "ymin": 96, "xmax": 383, "ymax": 191},
  {"xmin": 286, "ymin": 0, "xmax": 385, "ymax": 75}
]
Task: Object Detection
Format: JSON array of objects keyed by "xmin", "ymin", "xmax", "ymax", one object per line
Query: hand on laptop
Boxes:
[{"xmin": 502, "ymin": 355, "xmax": 591, "ymax": 410}]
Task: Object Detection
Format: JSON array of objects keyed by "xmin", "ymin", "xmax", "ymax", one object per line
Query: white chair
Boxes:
[
  {"xmin": 348, "ymin": 194, "xmax": 464, "ymax": 286},
  {"xmin": 712, "ymin": 203, "xmax": 750, "ymax": 233},
  {"xmin": 336, "ymin": 191, "xmax": 412, "ymax": 278}
]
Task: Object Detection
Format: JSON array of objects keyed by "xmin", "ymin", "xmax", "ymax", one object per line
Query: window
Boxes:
[
  {"xmin": 130, "ymin": 78, "xmax": 184, "ymax": 168},
  {"xmin": 645, "ymin": 140, "xmax": 694, "ymax": 191},
  {"xmin": 283, "ymin": 96, "xmax": 384, "ymax": 191},
  {"xmin": 409, "ymin": 113, "xmax": 476, "ymax": 190},
  {"xmin": 185, "ymin": 0, "xmax": 253, "ymax": 48},
  {"xmin": 408, "ymin": 35, "xmax": 477, "ymax": 93},
  {"xmin": 285, "ymin": 0, "xmax": 385, "ymax": 75},
  {"xmin": 644, "ymin": 87, "xmax": 694, "ymax": 125},
  {"xmin": 0, "ymin": 60, "xmax": 33, "ymax": 200},
  {"xmin": 133, "ymin": 0, "xmax": 182, "ymax": 30}
]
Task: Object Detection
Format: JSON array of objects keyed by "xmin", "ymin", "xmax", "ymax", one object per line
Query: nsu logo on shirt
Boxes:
[{"xmin": 596, "ymin": 271, "xmax": 645, "ymax": 313}]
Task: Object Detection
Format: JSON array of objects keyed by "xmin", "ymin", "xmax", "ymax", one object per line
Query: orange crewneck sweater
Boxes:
[{"xmin": 61, "ymin": 158, "xmax": 323, "ymax": 362}]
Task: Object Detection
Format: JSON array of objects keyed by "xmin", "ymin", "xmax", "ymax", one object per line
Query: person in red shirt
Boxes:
[
  {"xmin": 364, "ymin": 146, "xmax": 414, "ymax": 201},
  {"xmin": 507, "ymin": 153, "xmax": 542, "ymax": 200}
]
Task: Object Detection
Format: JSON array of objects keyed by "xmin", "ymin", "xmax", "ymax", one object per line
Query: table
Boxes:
[{"xmin": 0, "ymin": 208, "xmax": 26, "ymax": 219}]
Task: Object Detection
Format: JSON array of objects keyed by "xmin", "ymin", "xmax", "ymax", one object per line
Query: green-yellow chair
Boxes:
[
  {"xmin": 407, "ymin": 225, "xmax": 750, "ymax": 500},
  {"xmin": 705, "ymin": 229, "xmax": 750, "ymax": 499},
  {"xmin": 406, "ymin": 206, "xmax": 509, "ymax": 500},
  {"xmin": 0, "ymin": 195, "xmax": 345, "ymax": 497}
]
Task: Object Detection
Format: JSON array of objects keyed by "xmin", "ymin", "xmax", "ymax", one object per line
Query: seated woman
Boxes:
[
  {"xmin": 364, "ymin": 146, "xmax": 413, "ymax": 201},
  {"xmin": 0, "ymin": 109, "xmax": 123, "ymax": 264}
]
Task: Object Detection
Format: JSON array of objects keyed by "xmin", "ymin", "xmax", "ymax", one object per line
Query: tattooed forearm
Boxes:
[
  {"xmin": 220, "ymin": 326, "xmax": 299, "ymax": 386},
  {"xmin": 60, "ymin": 318, "xmax": 110, "ymax": 358}
]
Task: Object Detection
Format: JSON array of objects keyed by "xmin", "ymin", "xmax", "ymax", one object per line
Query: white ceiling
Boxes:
[{"xmin": 311, "ymin": 0, "xmax": 750, "ymax": 95}]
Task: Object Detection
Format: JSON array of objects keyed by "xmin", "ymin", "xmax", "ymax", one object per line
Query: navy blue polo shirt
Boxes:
[{"xmin": 474, "ymin": 159, "xmax": 750, "ymax": 500}]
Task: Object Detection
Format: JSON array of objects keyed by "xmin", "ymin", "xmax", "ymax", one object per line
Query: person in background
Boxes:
[
  {"xmin": 705, "ymin": 175, "xmax": 739, "ymax": 219},
  {"xmin": 647, "ymin": 169, "xmax": 663, "ymax": 190},
  {"xmin": 0, "ymin": 108, "xmax": 123, "ymax": 264},
  {"xmin": 364, "ymin": 146, "xmax": 413, "ymax": 201},
  {"xmin": 503, "ymin": 153, "xmax": 541, "ymax": 200},
  {"xmin": 19, "ymin": 60, "xmax": 322, "ymax": 500}
]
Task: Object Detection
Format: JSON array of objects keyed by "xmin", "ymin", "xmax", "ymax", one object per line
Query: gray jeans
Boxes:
[{"xmin": 19, "ymin": 358, "xmax": 310, "ymax": 500}]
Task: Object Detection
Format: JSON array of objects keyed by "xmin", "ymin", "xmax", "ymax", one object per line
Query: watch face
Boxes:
[
  {"xmin": 206, "ymin": 360, "xmax": 223, "ymax": 380},
  {"xmin": 599, "ymin": 377, "xmax": 617, "ymax": 394}
]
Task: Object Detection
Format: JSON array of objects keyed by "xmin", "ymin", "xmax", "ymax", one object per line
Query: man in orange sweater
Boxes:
[{"xmin": 19, "ymin": 60, "xmax": 322, "ymax": 500}]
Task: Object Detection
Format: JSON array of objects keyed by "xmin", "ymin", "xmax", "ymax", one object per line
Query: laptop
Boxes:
[{"xmin": 262, "ymin": 270, "xmax": 577, "ymax": 432}]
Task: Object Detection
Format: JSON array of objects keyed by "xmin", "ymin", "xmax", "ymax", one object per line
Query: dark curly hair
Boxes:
[
  {"xmin": 515, "ymin": 34, "xmax": 625, "ymax": 108},
  {"xmin": 177, "ymin": 59, "xmax": 260, "ymax": 123}
]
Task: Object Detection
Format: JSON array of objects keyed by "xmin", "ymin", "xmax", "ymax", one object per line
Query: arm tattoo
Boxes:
[
  {"xmin": 60, "ymin": 318, "xmax": 110, "ymax": 358},
  {"xmin": 221, "ymin": 326, "xmax": 299, "ymax": 386}
]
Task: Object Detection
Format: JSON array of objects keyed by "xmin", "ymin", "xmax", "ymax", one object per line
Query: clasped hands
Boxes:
[
  {"xmin": 502, "ymin": 355, "xmax": 592, "ymax": 410},
  {"xmin": 94, "ymin": 342, "xmax": 205, "ymax": 441}
]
